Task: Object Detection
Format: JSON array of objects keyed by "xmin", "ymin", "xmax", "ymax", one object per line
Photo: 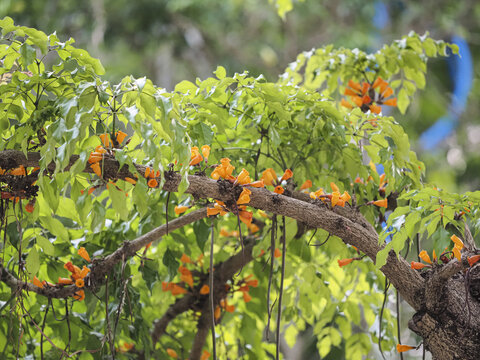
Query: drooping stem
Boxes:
[
  {"xmin": 276, "ymin": 216, "xmax": 286, "ymax": 360},
  {"xmin": 266, "ymin": 215, "xmax": 277, "ymax": 340},
  {"xmin": 209, "ymin": 219, "xmax": 217, "ymax": 359}
]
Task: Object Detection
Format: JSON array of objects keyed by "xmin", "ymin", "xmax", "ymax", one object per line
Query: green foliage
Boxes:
[{"xmin": 0, "ymin": 17, "xmax": 477, "ymax": 360}]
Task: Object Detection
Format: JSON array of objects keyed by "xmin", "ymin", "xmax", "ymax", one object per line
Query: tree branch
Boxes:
[
  {"xmin": 0, "ymin": 208, "xmax": 207, "ymax": 299},
  {"xmin": 0, "ymin": 150, "xmax": 424, "ymax": 309}
]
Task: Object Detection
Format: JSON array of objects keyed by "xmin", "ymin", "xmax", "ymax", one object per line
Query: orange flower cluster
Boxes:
[
  {"xmin": 143, "ymin": 166, "xmax": 160, "ymax": 188},
  {"xmin": 341, "ymin": 78, "xmax": 397, "ymax": 114},
  {"xmin": 88, "ymin": 132, "xmax": 130, "ymax": 178},
  {"xmin": 213, "ymin": 275, "xmax": 258, "ymax": 320},
  {"xmin": 309, "ymin": 182, "xmax": 351, "ymax": 208},
  {"xmin": 32, "ymin": 247, "xmax": 92, "ymax": 301},
  {"xmin": 411, "ymin": 236, "xmax": 479, "ymax": 271},
  {"xmin": 1, "ymin": 166, "xmax": 39, "ymax": 207},
  {"xmin": 207, "ymin": 195, "xmax": 253, "ymax": 226},
  {"xmin": 260, "ymin": 168, "xmax": 292, "ymax": 195},
  {"xmin": 189, "ymin": 145, "xmax": 211, "ymax": 166},
  {"xmin": 450, "ymin": 235, "xmax": 463, "ymax": 262},
  {"xmin": 162, "ymin": 253, "xmax": 204, "ymax": 296},
  {"xmin": 207, "ymin": 167, "xmax": 256, "ymax": 225}
]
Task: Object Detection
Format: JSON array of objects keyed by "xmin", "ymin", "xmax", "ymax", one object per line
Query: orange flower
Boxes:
[
  {"xmin": 246, "ymin": 180, "xmax": 265, "ymax": 188},
  {"xmin": 147, "ymin": 179, "xmax": 158, "ymax": 188},
  {"xmin": 373, "ymin": 199, "xmax": 388, "ymax": 208},
  {"xmin": 383, "ymin": 98, "xmax": 397, "ymax": 106},
  {"xmin": 201, "ymin": 350, "xmax": 211, "ymax": 360},
  {"xmin": 274, "ymin": 248, "xmax": 281, "ymax": 258},
  {"xmin": 411, "ymin": 261, "xmax": 428, "ymax": 270},
  {"xmin": 10, "ymin": 165, "xmax": 26, "ymax": 176},
  {"xmin": 162, "ymin": 282, "xmax": 174, "ymax": 292},
  {"xmin": 25, "ymin": 202, "xmax": 34, "ymax": 213},
  {"xmin": 79, "ymin": 266, "xmax": 90, "ymax": 279},
  {"xmin": 237, "ymin": 188, "xmax": 251, "ymax": 205},
  {"xmin": 419, "ymin": 250, "xmax": 432, "ymax": 264},
  {"xmin": 214, "ymin": 306, "xmax": 221, "ymax": 320},
  {"xmin": 330, "ymin": 182, "xmax": 339, "ymax": 193},
  {"xmin": 468, "ymin": 255, "xmax": 480, "ymax": 267},
  {"xmin": 175, "ymin": 206, "xmax": 189, "ymax": 215},
  {"xmin": 300, "ymin": 180, "xmax": 312, "ymax": 190},
  {"xmin": 180, "ymin": 253, "xmax": 192, "ymax": 264},
  {"xmin": 340, "ymin": 191, "xmax": 351, "ymax": 203},
  {"xmin": 189, "ymin": 154, "xmax": 203, "ymax": 166},
  {"xmin": 246, "ymin": 279, "xmax": 258, "ymax": 287},
  {"xmin": 331, "ymin": 191, "xmax": 340, "ymax": 207},
  {"xmin": 369, "ymin": 104, "xmax": 382, "ymax": 114},
  {"xmin": 171, "ymin": 284, "xmax": 188, "ymax": 296},
  {"xmin": 200, "ymin": 285, "xmax": 210, "ymax": 295},
  {"xmin": 248, "ymin": 223, "xmax": 260, "ymax": 233},
  {"xmin": 280, "ymin": 169, "xmax": 293, "ymax": 181},
  {"xmin": 450, "ymin": 235, "xmax": 464, "ymax": 250},
  {"xmin": 201, "ymin": 145, "xmax": 210, "ymax": 161},
  {"xmin": 236, "ymin": 169, "xmax": 251, "ymax": 185},
  {"xmin": 274, "ymin": 186, "xmax": 284, "ymax": 194},
  {"xmin": 88, "ymin": 152, "xmax": 103, "ymax": 164},
  {"xmin": 432, "ymin": 249, "xmax": 437, "ymax": 263},
  {"xmin": 239, "ymin": 210, "xmax": 253, "ymax": 225},
  {"xmin": 144, "ymin": 167, "xmax": 151, "ymax": 178},
  {"xmin": 340, "ymin": 98, "xmax": 353, "ymax": 109},
  {"xmin": 32, "ymin": 276, "xmax": 44, "ymax": 288},
  {"xmin": 243, "ymin": 292, "xmax": 252, "ymax": 303},
  {"xmin": 261, "ymin": 168, "xmax": 277, "ymax": 186},
  {"xmin": 166, "ymin": 348, "xmax": 178, "ymax": 359},
  {"xmin": 76, "ymin": 279, "xmax": 85, "ymax": 288},
  {"xmin": 354, "ymin": 177, "xmax": 363, "ymax": 184},
  {"xmin": 95, "ymin": 145, "xmax": 107, "ymax": 154},
  {"xmin": 99, "ymin": 134, "xmax": 111, "ymax": 148},
  {"xmin": 452, "ymin": 246, "xmax": 461, "ymax": 261},
  {"xmin": 73, "ymin": 290, "xmax": 85, "ymax": 301},
  {"xmin": 90, "ymin": 162, "xmax": 102, "ymax": 177},
  {"xmin": 338, "ymin": 258, "xmax": 354, "ymax": 267},
  {"xmin": 396, "ymin": 344, "xmax": 415, "ymax": 353},
  {"xmin": 78, "ymin": 247, "xmax": 91, "ymax": 262},
  {"xmin": 58, "ymin": 277, "xmax": 73, "ymax": 285},
  {"xmin": 348, "ymin": 80, "xmax": 362, "ymax": 92},
  {"xmin": 115, "ymin": 131, "xmax": 128, "ymax": 144},
  {"xmin": 125, "ymin": 177, "xmax": 137, "ymax": 185}
]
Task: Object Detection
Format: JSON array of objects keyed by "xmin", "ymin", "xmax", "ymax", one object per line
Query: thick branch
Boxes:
[
  {"xmin": 0, "ymin": 150, "xmax": 424, "ymax": 309},
  {"xmin": 151, "ymin": 294, "xmax": 195, "ymax": 344}
]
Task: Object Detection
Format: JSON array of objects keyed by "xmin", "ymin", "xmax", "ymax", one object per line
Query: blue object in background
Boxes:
[{"xmin": 419, "ymin": 35, "xmax": 473, "ymax": 150}]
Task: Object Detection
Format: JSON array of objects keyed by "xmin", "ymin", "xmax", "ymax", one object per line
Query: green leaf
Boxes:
[
  {"xmin": 214, "ymin": 66, "xmax": 226, "ymax": 79},
  {"xmin": 397, "ymin": 88, "xmax": 409, "ymax": 114},
  {"xmin": 25, "ymin": 247, "xmax": 40, "ymax": 277},
  {"xmin": 39, "ymin": 216, "xmax": 69, "ymax": 243},
  {"xmin": 36, "ymin": 235, "xmax": 55, "ymax": 256},
  {"xmin": 193, "ymin": 219, "xmax": 211, "ymax": 252},
  {"xmin": 163, "ymin": 249, "xmax": 179, "ymax": 280}
]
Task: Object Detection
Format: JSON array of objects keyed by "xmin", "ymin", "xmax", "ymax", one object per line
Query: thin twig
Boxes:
[
  {"xmin": 166, "ymin": 191, "xmax": 170, "ymax": 235},
  {"xmin": 65, "ymin": 299, "xmax": 72, "ymax": 354},
  {"xmin": 266, "ymin": 215, "xmax": 276, "ymax": 340},
  {"xmin": 209, "ymin": 219, "xmax": 217, "ymax": 360},
  {"xmin": 105, "ymin": 276, "xmax": 116, "ymax": 359},
  {"xmin": 40, "ymin": 299, "xmax": 51, "ymax": 360},
  {"xmin": 396, "ymin": 289, "xmax": 403, "ymax": 360},
  {"xmin": 276, "ymin": 216, "xmax": 287, "ymax": 360},
  {"xmin": 378, "ymin": 278, "xmax": 390, "ymax": 360}
]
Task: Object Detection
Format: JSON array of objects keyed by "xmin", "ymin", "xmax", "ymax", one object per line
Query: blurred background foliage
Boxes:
[{"xmin": 5, "ymin": 0, "xmax": 477, "ymax": 193}]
